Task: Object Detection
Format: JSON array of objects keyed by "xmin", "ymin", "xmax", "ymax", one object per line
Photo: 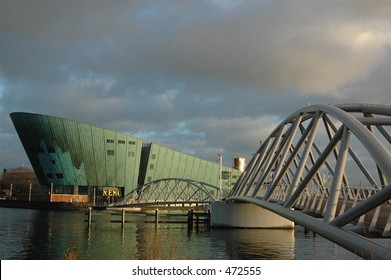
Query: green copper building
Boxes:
[{"xmin": 10, "ymin": 112, "xmax": 242, "ymax": 204}]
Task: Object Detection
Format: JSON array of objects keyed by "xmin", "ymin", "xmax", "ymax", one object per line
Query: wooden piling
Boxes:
[
  {"xmin": 88, "ymin": 207, "xmax": 92, "ymax": 227},
  {"xmin": 155, "ymin": 209, "xmax": 159, "ymax": 227},
  {"xmin": 187, "ymin": 209, "xmax": 193, "ymax": 230},
  {"xmin": 206, "ymin": 209, "xmax": 211, "ymax": 230},
  {"xmin": 122, "ymin": 208, "xmax": 126, "ymax": 228}
]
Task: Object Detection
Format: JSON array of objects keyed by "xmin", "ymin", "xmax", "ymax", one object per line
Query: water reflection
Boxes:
[
  {"xmin": 210, "ymin": 228, "xmax": 295, "ymax": 259},
  {"xmin": 0, "ymin": 208, "xmax": 361, "ymax": 260}
]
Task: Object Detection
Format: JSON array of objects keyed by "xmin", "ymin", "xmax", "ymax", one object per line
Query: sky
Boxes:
[{"xmin": 1, "ymin": 0, "xmax": 391, "ymax": 171}]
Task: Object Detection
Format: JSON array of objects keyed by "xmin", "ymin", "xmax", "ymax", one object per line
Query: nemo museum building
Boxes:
[{"xmin": 10, "ymin": 112, "xmax": 243, "ymax": 205}]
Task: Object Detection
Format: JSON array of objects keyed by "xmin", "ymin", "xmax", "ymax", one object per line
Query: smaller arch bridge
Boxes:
[{"xmin": 112, "ymin": 178, "xmax": 220, "ymax": 207}]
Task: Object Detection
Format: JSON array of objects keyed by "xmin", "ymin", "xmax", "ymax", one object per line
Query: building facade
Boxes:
[
  {"xmin": 10, "ymin": 112, "xmax": 242, "ymax": 204},
  {"xmin": 1, "ymin": 167, "xmax": 40, "ymax": 200}
]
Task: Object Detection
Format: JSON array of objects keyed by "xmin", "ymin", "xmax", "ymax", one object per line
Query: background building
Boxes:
[
  {"xmin": 1, "ymin": 167, "xmax": 41, "ymax": 200},
  {"xmin": 10, "ymin": 112, "xmax": 243, "ymax": 204}
]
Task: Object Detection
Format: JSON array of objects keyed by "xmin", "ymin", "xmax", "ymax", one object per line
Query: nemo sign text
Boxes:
[{"xmin": 103, "ymin": 188, "xmax": 122, "ymax": 197}]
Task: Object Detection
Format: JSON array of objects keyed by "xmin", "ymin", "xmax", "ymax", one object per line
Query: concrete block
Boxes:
[{"xmin": 210, "ymin": 201, "xmax": 294, "ymax": 229}]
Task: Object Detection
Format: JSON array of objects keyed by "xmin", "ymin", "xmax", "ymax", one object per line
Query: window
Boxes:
[
  {"xmin": 128, "ymin": 141, "xmax": 136, "ymax": 145},
  {"xmin": 107, "ymin": 150, "xmax": 115, "ymax": 156},
  {"xmin": 106, "ymin": 139, "xmax": 114, "ymax": 143},
  {"xmin": 118, "ymin": 140, "xmax": 125, "ymax": 144},
  {"xmin": 151, "ymin": 154, "xmax": 156, "ymax": 159},
  {"xmin": 56, "ymin": 173, "xmax": 64, "ymax": 179},
  {"xmin": 128, "ymin": 151, "xmax": 135, "ymax": 157},
  {"xmin": 147, "ymin": 176, "xmax": 152, "ymax": 182},
  {"xmin": 51, "ymin": 160, "xmax": 56, "ymax": 165},
  {"xmin": 149, "ymin": 164, "xmax": 154, "ymax": 169},
  {"xmin": 46, "ymin": 173, "xmax": 53, "ymax": 179}
]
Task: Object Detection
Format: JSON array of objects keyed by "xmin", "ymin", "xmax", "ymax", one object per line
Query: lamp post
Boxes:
[
  {"xmin": 93, "ymin": 186, "xmax": 96, "ymax": 206},
  {"xmin": 217, "ymin": 153, "xmax": 222, "ymax": 199},
  {"xmin": 29, "ymin": 182, "xmax": 32, "ymax": 201}
]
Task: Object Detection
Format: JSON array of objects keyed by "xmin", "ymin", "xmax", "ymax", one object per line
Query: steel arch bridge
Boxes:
[
  {"xmin": 228, "ymin": 103, "xmax": 391, "ymax": 259},
  {"xmin": 112, "ymin": 178, "xmax": 220, "ymax": 207}
]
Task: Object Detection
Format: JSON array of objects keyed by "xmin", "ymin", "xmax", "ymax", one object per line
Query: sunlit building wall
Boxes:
[
  {"xmin": 10, "ymin": 112, "xmax": 242, "ymax": 202},
  {"xmin": 139, "ymin": 143, "xmax": 241, "ymax": 192},
  {"xmin": 10, "ymin": 112, "xmax": 143, "ymax": 195}
]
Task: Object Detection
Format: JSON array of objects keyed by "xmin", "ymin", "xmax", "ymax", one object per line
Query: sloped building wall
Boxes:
[{"xmin": 10, "ymin": 112, "xmax": 143, "ymax": 194}]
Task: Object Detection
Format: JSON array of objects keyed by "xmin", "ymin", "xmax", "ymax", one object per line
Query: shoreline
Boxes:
[{"xmin": 0, "ymin": 199, "xmax": 91, "ymax": 211}]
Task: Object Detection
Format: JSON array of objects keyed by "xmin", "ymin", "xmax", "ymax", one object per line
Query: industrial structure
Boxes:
[{"xmin": 10, "ymin": 112, "xmax": 243, "ymax": 205}]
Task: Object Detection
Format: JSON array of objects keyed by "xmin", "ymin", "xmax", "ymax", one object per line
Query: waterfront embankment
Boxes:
[{"xmin": 0, "ymin": 199, "xmax": 91, "ymax": 211}]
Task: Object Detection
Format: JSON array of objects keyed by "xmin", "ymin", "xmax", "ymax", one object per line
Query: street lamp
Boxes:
[
  {"xmin": 217, "ymin": 153, "xmax": 222, "ymax": 199},
  {"xmin": 29, "ymin": 181, "xmax": 32, "ymax": 201}
]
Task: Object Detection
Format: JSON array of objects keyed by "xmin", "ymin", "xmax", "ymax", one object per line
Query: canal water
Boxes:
[{"xmin": 0, "ymin": 207, "xmax": 365, "ymax": 260}]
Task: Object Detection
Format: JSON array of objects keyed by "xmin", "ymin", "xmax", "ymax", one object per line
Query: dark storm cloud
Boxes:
[{"xmin": 1, "ymin": 0, "xmax": 391, "ymax": 168}]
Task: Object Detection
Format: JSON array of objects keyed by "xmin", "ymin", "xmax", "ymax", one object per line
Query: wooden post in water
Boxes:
[
  {"xmin": 206, "ymin": 209, "xmax": 211, "ymax": 230},
  {"xmin": 88, "ymin": 207, "xmax": 92, "ymax": 227},
  {"xmin": 122, "ymin": 208, "xmax": 126, "ymax": 229},
  {"xmin": 187, "ymin": 209, "xmax": 193, "ymax": 230},
  {"xmin": 155, "ymin": 209, "xmax": 159, "ymax": 228}
]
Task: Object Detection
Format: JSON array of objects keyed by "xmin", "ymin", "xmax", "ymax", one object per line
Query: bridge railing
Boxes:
[{"xmin": 252, "ymin": 182, "xmax": 389, "ymax": 209}]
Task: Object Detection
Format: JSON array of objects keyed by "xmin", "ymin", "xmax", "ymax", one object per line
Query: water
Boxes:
[{"xmin": 0, "ymin": 207, "xmax": 363, "ymax": 260}]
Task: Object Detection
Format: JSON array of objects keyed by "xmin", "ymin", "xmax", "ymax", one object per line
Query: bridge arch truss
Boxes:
[
  {"xmin": 229, "ymin": 103, "xmax": 391, "ymax": 259},
  {"xmin": 113, "ymin": 178, "xmax": 220, "ymax": 207}
]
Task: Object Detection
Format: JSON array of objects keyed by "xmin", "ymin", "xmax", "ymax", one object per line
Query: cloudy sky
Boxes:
[{"xmin": 1, "ymin": 0, "xmax": 391, "ymax": 170}]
